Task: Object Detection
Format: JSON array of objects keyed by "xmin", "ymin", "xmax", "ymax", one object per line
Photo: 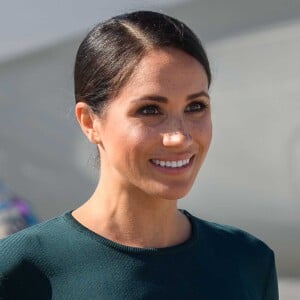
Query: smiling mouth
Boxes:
[{"xmin": 150, "ymin": 156, "xmax": 193, "ymax": 168}]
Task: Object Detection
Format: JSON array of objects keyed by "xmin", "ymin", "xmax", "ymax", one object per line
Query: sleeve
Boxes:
[
  {"xmin": 0, "ymin": 278, "xmax": 4, "ymax": 300},
  {"xmin": 263, "ymin": 251, "xmax": 279, "ymax": 300},
  {"xmin": 0, "ymin": 235, "xmax": 35, "ymax": 299},
  {"xmin": 0, "ymin": 270, "xmax": 10, "ymax": 300}
]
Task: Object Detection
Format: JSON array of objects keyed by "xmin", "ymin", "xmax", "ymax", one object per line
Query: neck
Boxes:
[{"xmin": 72, "ymin": 182, "xmax": 191, "ymax": 248}]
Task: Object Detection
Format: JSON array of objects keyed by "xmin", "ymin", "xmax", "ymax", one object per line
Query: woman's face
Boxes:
[{"xmin": 96, "ymin": 47, "xmax": 212, "ymax": 200}]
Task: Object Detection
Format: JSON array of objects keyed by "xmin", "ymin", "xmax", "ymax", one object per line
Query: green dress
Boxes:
[{"xmin": 0, "ymin": 210, "xmax": 278, "ymax": 299}]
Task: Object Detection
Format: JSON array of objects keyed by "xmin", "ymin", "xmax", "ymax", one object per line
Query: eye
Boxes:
[
  {"xmin": 185, "ymin": 101, "xmax": 207, "ymax": 113},
  {"xmin": 137, "ymin": 105, "xmax": 161, "ymax": 115}
]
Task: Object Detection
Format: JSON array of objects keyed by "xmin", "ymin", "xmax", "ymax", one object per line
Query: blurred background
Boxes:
[{"xmin": 0, "ymin": 0, "xmax": 299, "ymax": 298}]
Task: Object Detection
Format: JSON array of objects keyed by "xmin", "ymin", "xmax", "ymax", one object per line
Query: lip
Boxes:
[{"xmin": 149, "ymin": 155, "xmax": 195, "ymax": 173}]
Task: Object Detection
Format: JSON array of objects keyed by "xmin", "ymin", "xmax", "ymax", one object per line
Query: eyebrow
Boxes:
[{"xmin": 132, "ymin": 91, "xmax": 210, "ymax": 103}]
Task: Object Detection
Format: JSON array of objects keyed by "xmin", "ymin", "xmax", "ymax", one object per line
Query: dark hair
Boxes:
[{"xmin": 74, "ymin": 10, "xmax": 211, "ymax": 115}]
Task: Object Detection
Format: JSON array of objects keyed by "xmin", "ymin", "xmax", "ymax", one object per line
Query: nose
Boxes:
[
  {"xmin": 163, "ymin": 131, "xmax": 192, "ymax": 147},
  {"xmin": 162, "ymin": 120, "xmax": 192, "ymax": 148}
]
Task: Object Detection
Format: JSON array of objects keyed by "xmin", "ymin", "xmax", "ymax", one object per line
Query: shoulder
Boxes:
[
  {"xmin": 187, "ymin": 211, "xmax": 276, "ymax": 271},
  {"xmin": 185, "ymin": 211, "xmax": 279, "ymax": 299},
  {"xmin": 0, "ymin": 215, "xmax": 69, "ymax": 299},
  {"xmin": 192, "ymin": 213, "xmax": 273, "ymax": 254},
  {"xmin": 0, "ymin": 213, "xmax": 69, "ymax": 272}
]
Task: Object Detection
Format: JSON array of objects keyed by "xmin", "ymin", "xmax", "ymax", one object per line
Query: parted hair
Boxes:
[{"xmin": 74, "ymin": 10, "xmax": 211, "ymax": 115}]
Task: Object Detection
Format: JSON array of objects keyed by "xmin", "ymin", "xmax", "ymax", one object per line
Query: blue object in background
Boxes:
[{"xmin": 0, "ymin": 182, "xmax": 38, "ymax": 238}]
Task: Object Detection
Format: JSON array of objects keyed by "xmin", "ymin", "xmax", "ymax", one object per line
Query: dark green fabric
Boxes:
[{"xmin": 0, "ymin": 210, "xmax": 278, "ymax": 299}]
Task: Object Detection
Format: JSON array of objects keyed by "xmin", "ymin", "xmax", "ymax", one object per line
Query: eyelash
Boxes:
[
  {"xmin": 137, "ymin": 101, "xmax": 208, "ymax": 116},
  {"xmin": 184, "ymin": 101, "xmax": 208, "ymax": 113},
  {"xmin": 137, "ymin": 105, "xmax": 160, "ymax": 115}
]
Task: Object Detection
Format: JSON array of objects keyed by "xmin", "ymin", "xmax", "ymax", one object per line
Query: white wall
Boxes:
[{"xmin": 1, "ymin": 0, "xmax": 300, "ymax": 276}]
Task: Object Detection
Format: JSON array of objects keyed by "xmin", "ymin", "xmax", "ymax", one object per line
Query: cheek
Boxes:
[
  {"xmin": 192, "ymin": 117, "xmax": 212, "ymax": 147},
  {"xmin": 204, "ymin": 119, "xmax": 213, "ymax": 142},
  {"xmin": 119, "ymin": 124, "xmax": 155, "ymax": 153}
]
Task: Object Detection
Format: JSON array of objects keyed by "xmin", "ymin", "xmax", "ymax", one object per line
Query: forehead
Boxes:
[{"xmin": 121, "ymin": 47, "xmax": 209, "ymax": 95}]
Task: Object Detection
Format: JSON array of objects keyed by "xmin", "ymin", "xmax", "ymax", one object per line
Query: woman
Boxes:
[{"xmin": 0, "ymin": 11, "xmax": 278, "ymax": 299}]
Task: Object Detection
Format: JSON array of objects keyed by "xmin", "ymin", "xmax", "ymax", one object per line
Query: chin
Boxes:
[{"xmin": 149, "ymin": 185, "xmax": 192, "ymax": 201}]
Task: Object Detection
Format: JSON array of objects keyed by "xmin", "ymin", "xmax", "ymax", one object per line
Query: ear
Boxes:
[{"xmin": 75, "ymin": 102, "xmax": 101, "ymax": 144}]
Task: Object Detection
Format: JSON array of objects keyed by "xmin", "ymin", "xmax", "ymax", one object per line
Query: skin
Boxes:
[{"xmin": 73, "ymin": 47, "xmax": 212, "ymax": 248}]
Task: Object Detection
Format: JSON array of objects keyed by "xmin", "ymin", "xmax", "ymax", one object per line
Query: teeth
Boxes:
[{"xmin": 151, "ymin": 158, "xmax": 191, "ymax": 168}]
